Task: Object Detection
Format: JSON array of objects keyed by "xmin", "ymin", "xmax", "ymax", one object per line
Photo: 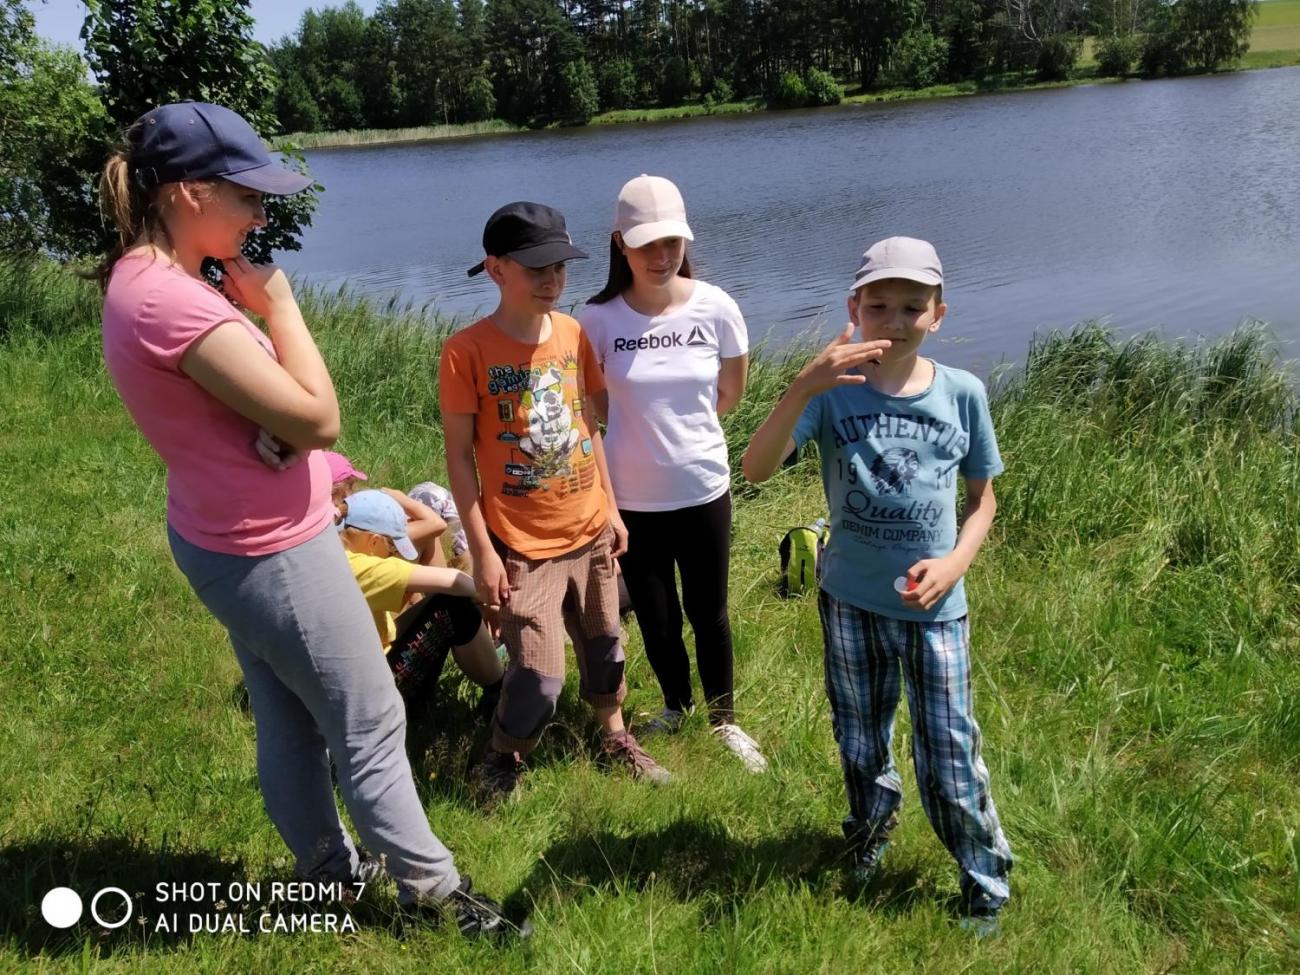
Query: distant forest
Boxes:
[{"xmin": 266, "ymin": 0, "xmax": 1257, "ymax": 129}]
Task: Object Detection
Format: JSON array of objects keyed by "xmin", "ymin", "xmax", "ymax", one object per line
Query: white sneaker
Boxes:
[{"xmin": 713, "ymin": 723, "xmax": 768, "ymax": 773}]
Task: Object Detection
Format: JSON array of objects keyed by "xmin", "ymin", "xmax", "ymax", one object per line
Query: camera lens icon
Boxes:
[
  {"xmin": 40, "ymin": 888, "xmax": 82, "ymax": 928},
  {"xmin": 41, "ymin": 887, "xmax": 133, "ymax": 929}
]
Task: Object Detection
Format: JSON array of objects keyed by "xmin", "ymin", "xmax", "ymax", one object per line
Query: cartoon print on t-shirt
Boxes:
[
  {"xmin": 487, "ymin": 354, "xmax": 596, "ymax": 497},
  {"xmin": 869, "ymin": 447, "xmax": 921, "ymax": 495},
  {"xmin": 519, "ymin": 365, "xmax": 581, "ymax": 473}
]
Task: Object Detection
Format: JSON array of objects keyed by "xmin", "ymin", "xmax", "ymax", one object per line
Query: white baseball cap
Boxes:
[
  {"xmin": 850, "ymin": 237, "xmax": 943, "ymax": 293},
  {"xmin": 614, "ymin": 175, "xmax": 695, "ymax": 249}
]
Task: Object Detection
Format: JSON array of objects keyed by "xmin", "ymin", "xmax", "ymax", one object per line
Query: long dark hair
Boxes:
[{"xmin": 587, "ymin": 234, "xmax": 693, "ymax": 305}]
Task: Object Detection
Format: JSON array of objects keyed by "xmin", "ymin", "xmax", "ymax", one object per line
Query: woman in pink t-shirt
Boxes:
[{"xmin": 94, "ymin": 102, "xmax": 516, "ymax": 939}]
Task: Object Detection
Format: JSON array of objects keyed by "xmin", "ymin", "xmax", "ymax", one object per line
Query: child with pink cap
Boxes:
[
  {"xmin": 325, "ymin": 450, "xmax": 450, "ymax": 575},
  {"xmin": 325, "ymin": 449, "xmax": 368, "ymax": 506}
]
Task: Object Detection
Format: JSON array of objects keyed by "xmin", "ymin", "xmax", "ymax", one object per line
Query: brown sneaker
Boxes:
[
  {"xmin": 474, "ymin": 748, "xmax": 523, "ymax": 806},
  {"xmin": 600, "ymin": 730, "xmax": 672, "ymax": 785}
]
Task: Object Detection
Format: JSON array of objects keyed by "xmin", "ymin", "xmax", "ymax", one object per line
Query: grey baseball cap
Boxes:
[{"xmin": 850, "ymin": 237, "xmax": 943, "ymax": 293}]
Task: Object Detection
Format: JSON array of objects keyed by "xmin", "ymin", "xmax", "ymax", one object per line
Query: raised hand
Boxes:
[
  {"xmin": 792, "ymin": 323, "xmax": 891, "ymax": 398},
  {"xmin": 220, "ymin": 257, "xmax": 297, "ymax": 319}
]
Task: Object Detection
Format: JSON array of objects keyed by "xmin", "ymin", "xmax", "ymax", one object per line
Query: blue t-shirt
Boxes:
[{"xmin": 792, "ymin": 361, "xmax": 1002, "ymax": 622}]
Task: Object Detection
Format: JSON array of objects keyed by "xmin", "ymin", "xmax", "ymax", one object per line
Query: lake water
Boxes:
[{"xmin": 283, "ymin": 66, "xmax": 1300, "ymax": 376}]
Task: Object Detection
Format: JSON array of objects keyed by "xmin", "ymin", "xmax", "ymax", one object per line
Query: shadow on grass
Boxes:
[
  {"xmin": 404, "ymin": 676, "xmax": 631, "ymax": 806},
  {"xmin": 0, "ymin": 834, "xmax": 247, "ymax": 957},
  {"xmin": 228, "ymin": 667, "xmax": 607, "ymax": 810},
  {"xmin": 0, "ymin": 834, "xmax": 425, "ymax": 959},
  {"xmin": 403, "ymin": 674, "xmax": 497, "ymax": 801},
  {"xmin": 506, "ymin": 817, "xmax": 929, "ymax": 922}
]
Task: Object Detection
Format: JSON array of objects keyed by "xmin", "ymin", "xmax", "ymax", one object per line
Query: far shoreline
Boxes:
[{"xmin": 275, "ymin": 57, "xmax": 1300, "ymax": 153}]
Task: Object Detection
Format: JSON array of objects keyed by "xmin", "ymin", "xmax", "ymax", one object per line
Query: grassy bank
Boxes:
[
  {"xmin": 276, "ymin": 119, "xmax": 521, "ymax": 150},
  {"xmin": 1, "ymin": 261, "xmax": 1298, "ymax": 972}
]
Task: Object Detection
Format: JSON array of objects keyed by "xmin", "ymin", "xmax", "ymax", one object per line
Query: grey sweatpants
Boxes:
[{"xmin": 168, "ymin": 523, "xmax": 461, "ymax": 903}]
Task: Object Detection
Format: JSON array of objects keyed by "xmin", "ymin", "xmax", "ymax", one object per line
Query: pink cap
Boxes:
[
  {"xmin": 615, "ymin": 175, "xmax": 694, "ymax": 249},
  {"xmin": 324, "ymin": 450, "xmax": 368, "ymax": 485}
]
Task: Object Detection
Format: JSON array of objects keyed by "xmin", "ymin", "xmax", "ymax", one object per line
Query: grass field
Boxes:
[
  {"xmin": 1241, "ymin": 0, "xmax": 1300, "ymax": 66},
  {"xmin": 1, "ymin": 262, "xmax": 1298, "ymax": 972}
]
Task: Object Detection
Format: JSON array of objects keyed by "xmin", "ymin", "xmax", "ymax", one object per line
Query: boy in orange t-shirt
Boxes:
[{"xmin": 441, "ymin": 202, "xmax": 671, "ymax": 802}]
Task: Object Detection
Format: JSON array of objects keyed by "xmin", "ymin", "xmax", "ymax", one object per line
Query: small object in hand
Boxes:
[{"xmin": 893, "ymin": 575, "xmax": 919, "ymax": 594}]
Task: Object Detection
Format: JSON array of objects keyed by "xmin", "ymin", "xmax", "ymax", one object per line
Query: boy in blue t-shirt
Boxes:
[{"xmin": 742, "ymin": 237, "xmax": 1013, "ymax": 933}]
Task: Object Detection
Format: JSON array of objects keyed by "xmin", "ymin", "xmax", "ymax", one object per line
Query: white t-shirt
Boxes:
[{"xmin": 579, "ymin": 280, "xmax": 749, "ymax": 511}]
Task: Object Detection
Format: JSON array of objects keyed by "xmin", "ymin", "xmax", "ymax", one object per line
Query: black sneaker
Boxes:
[
  {"xmin": 353, "ymin": 855, "xmax": 385, "ymax": 885},
  {"xmin": 851, "ymin": 837, "xmax": 892, "ymax": 885},
  {"xmin": 446, "ymin": 877, "xmax": 532, "ymax": 940},
  {"xmin": 299, "ymin": 856, "xmax": 386, "ymax": 908},
  {"xmin": 474, "ymin": 747, "xmax": 523, "ymax": 806},
  {"xmin": 957, "ymin": 891, "xmax": 1003, "ymax": 937},
  {"xmin": 845, "ymin": 814, "xmax": 897, "ymax": 885}
]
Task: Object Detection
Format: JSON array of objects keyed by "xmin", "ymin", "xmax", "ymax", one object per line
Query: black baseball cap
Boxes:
[
  {"xmin": 128, "ymin": 102, "xmax": 313, "ymax": 195},
  {"xmin": 467, "ymin": 202, "xmax": 588, "ymax": 277}
]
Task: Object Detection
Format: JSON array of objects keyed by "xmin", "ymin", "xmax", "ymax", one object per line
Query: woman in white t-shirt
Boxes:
[{"xmin": 579, "ymin": 175, "xmax": 766, "ymax": 772}]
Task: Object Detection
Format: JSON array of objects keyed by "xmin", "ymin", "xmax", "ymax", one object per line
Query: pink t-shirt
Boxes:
[{"xmin": 101, "ymin": 250, "xmax": 332, "ymax": 556}]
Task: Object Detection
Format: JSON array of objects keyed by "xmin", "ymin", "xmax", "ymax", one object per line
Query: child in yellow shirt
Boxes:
[{"xmin": 340, "ymin": 490, "xmax": 503, "ymax": 703}]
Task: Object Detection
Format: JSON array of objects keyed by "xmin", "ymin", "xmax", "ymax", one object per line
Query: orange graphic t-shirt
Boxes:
[{"xmin": 439, "ymin": 312, "xmax": 609, "ymax": 559}]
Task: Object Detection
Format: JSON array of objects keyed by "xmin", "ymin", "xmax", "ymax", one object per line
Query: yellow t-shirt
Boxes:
[{"xmin": 345, "ymin": 550, "xmax": 416, "ymax": 651}]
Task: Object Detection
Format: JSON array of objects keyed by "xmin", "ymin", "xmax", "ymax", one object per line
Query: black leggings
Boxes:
[
  {"xmin": 388, "ymin": 593, "xmax": 482, "ymax": 700},
  {"xmin": 618, "ymin": 492, "xmax": 734, "ymax": 722}
]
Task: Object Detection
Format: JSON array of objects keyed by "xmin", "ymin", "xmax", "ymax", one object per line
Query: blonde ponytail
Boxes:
[{"xmin": 84, "ymin": 124, "xmax": 169, "ymax": 290}]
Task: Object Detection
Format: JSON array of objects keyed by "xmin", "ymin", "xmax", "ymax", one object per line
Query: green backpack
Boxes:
[{"xmin": 779, "ymin": 518, "xmax": 828, "ymax": 597}]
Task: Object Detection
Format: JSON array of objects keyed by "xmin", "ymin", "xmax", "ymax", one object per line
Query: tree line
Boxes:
[
  {"xmin": 2, "ymin": 0, "xmax": 313, "ymax": 260},
  {"xmin": 0, "ymin": 0, "xmax": 1259, "ymax": 261},
  {"xmin": 268, "ymin": 0, "xmax": 1258, "ymax": 130}
]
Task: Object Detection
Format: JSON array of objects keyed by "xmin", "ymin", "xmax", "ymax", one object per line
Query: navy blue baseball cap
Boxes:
[
  {"xmin": 129, "ymin": 102, "xmax": 312, "ymax": 195},
  {"xmin": 467, "ymin": 202, "xmax": 588, "ymax": 276}
]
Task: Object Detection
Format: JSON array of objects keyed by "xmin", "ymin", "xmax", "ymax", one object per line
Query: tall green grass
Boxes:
[{"xmin": 1, "ymin": 262, "xmax": 1297, "ymax": 972}]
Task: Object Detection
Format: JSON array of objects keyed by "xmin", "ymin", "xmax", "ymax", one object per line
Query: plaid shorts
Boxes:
[
  {"xmin": 819, "ymin": 590, "xmax": 1013, "ymax": 907},
  {"xmin": 489, "ymin": 523, "xmax": 627, "ymax": 754}
]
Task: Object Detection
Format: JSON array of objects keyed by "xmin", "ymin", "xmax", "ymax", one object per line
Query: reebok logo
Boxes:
[
  {"xmin": 612, "ymin": 328, "xmax": 711, "ymax": 352},
  {"xmin": 614, "ymin": 333, "xmax": 684, "ymax": 352}
]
